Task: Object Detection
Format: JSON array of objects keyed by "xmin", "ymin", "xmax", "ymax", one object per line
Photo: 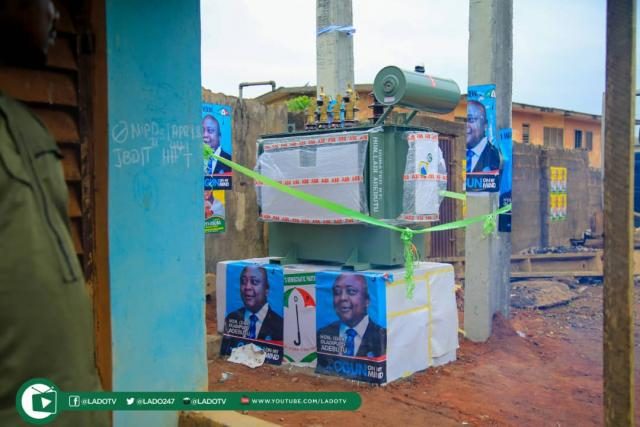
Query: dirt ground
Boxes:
[{"xmin": 206, "ymin": 282, "xmax": 640, "ymax": 426}]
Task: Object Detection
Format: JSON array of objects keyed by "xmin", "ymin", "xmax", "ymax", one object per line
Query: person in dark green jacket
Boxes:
[{"xmin": 0, "ymin": 1, "xmax": 109, "ymax": 425}]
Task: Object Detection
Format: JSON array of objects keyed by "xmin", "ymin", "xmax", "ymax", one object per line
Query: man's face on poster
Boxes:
[
  {"xmin": 240, "ymin": 266, "xmax": 268, "ymax": 313},
  {"xmin": 332, "ymin": 274, "xmax": 369, "ymax": 328},
  {"xmin": 467, "ymin": 101, "xmax": 487, "ymax": 149},
  {"xmin": 202, "ymin": 115, "xmax": 221, "ymax": 150}
]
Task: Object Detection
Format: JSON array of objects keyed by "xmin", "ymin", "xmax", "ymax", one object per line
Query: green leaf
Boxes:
[{"xmin": 286, "ymin": 96, "xmax": 311, "ymax": 112}]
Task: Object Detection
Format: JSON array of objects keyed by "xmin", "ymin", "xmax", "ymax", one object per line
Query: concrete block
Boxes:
[{"xmin": 179, "ymin": 411, "xmax": 280, "ymax": 427}]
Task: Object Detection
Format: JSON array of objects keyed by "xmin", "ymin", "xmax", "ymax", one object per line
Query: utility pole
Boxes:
[
  {"xmin": 464, "ymin": 0, "xmax": 513, "ymax": 341},
  {"xmin": 603, "ymin": 0, "xmax": 636, "ymax": 425},
  {"xmin": 316, "ymin": 0, "xmax": 354, "ymax": 97}
]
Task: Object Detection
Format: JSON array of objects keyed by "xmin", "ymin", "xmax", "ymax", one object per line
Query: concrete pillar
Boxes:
[
  {"xmin": 316, "ymin": 0, "xmax": 354, "ymax": 97},
  {"xmin": 603, "ymin": 0, "xmax": 636, "ymax": 423},
  {"xmin": 106, "ymin": 0, "xmax": 207, "ymax": 425},
  {"xmin": 464, "ymin": 0, "xmax": 513, "ymax": 341}
]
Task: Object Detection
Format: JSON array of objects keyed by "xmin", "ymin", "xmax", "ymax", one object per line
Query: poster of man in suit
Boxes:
[
  {"xmin": 315, "ymin": 272, "xmax": 388, "ymax": 383},
  {"xmin": 202, "ymin": 103, "xmax": 232, "ymax": 191},
  {"xmin": 221, "ymin": 263, "xmax": 284, "ymax": 364},
  {"xmin": 466, "ymin": 84, "xmax": 503, "ymax": 192}
]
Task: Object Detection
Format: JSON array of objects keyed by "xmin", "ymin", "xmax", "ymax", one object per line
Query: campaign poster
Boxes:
[
  {"xmin": 549, "ymin": 167, "xmax": 568, "ymax": 222},
  {"xmin": 465, "ymin": 84, "xmax": 501, "ymax": 192},
  {"xmin": 315, "ymin": 271, "xmax": 387, "ymax": 384},
  {"xmin": 558, "ymin": 194, "xmax": 567, "ymax": 220},
  {"xmin": 498, "ymin": 128, "xmax": 513, "ymax": 232},
  {"xmin": 202, "ymin": 103, "xmax": 233, "ymax": 191},
  {"xmin": 204, "ymin": 189, "xmax": 226, "ymax": 233},
  {"xmin": 550, "ymin": 194, "xmax": 558, "ymax": 222},
  {"xmin": 558, "ymin": 168, "xmax": 568, "ymax": 192},
  {"xmin": 283, "ymin": 273, "xmax": 317, "ymax": 366},
  {"xmin": 220, "ymin": 262, "xmax": 284, "ymax": 365}
]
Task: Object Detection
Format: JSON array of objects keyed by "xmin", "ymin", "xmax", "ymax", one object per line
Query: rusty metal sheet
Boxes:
[{"xmin": 430, "ymin": 135, "xmax": 457, "ymax": 258}]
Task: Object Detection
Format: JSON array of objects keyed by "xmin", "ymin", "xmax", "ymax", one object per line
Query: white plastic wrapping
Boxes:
[
  {"xmin": 256, "ymin": 131, "xmax": 369, "ymax": 224},
  {"xmin": 400, "ymin": 131, "xmax": 447, "ymax": 222},
  {"xmin": 384, "ymin": 263, "xmax": 458, "ymax": 382}
]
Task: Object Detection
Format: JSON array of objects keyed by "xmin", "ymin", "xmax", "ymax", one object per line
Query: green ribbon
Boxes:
[
  {"xmin": 439, "ymin": 190, "xmax": 467, "ymax": 201},
  {"xmin": 483, "ymin": 211, "xmax": 498, "ymax": 237},
  {"xmin": 212, "ymin": 154, "xmax": 511, "ymax": 298},
  {"xmin": 400, "ymin": 229, "xmax": 416, "ymax": 299}
]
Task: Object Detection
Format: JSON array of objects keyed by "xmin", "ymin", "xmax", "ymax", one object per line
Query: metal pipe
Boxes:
[
  {"xmin": 374, "ymin": 105, "xmax": 394, "ymax": 126},
  {"xmin": 403, "ymin": 110, "xmax": 418, "ymax": 125},
  {"xmin": 238, "ymin": 81, "xmax": 276, "ymax": 100}
]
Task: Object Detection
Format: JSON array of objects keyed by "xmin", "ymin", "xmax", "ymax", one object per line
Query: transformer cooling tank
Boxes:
[{"xmin": 373, "ymin": 65, "xmax": 460, "ymax": 114}]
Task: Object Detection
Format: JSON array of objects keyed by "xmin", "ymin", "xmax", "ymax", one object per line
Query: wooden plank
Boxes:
[
  {"xmin": 70, "ymin": 218, "xmax": 83, "ymax": 254},
  {"xmin": 31, "ymin": 108, "xmax": 80, "ymax": 143},
  {"xmin": 60, "ymin": 145, "xmax": 81, "ymax": 181},
  {"xmin": 433, "ymin": 250, "xmax": 606, "ymax": 279},
  {"xmin": 67, "ymin": 184, "xmax": 82, "ymax": 218},
  {"xmin": 56, "ymin": 2, "xmax": 77, "ymax": 35},
  {"xmin": 89, "ymin": 0, "xmax": 113, "ymax": 391},
  {"xmin": 0, "ymin": 67, "xmax": 77, "ymax": 106},
  {"xmin": 511, "ymin": 252, "xmax": 600, "ymax": 261},
  {"xmin": 47, "ymin": 36, "xmax": 78, "ymax": 71},
  {"xmin": 511, "ymin": 271, "xmax": 602, "ymax": 279},
  {"xmin": 511, "ymin": 258, "xmax": 532, "ymax": 273},
  {"xmin": 527, "ymin": 259, "xmax": 598, "ymax": 273}
]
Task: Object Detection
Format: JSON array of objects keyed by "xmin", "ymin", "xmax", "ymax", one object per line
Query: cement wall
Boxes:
[
  {"xmin": 547, "ymin": 149, "xmax": 591, "ymax": 247},
  {"xmin": 203, "ymin": 90, "xmax": 287, "ymax": 271},
  {"xmin": 511, "ymin": 143, "xmax": 602, "ymax": 253},
  {"xmin": 588, "ymin": 169, "xmax": 604, "ymax": 233},
  {"xmin": 511, "ymin": 143, "xmax": 544, "ymax": 251}
]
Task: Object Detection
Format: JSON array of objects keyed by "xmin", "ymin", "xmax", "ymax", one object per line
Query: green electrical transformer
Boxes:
[{"xmin": 257, "ymin": 66, "xmax": 461, "ymax": 269}]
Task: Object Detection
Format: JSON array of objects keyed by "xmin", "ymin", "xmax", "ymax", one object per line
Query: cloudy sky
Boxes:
[{"xmin": 201, "ymin": 1, "xmax": 627, "ymax": 115}]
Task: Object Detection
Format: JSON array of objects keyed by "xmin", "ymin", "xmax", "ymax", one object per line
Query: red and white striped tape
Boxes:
[
  {"xmin": 255, "ymin": 175, "xmax": 364, "ymax": 187},
  {"xmin": 260, "ymin": 214, "xmax": 359, "ymax": 225},
  {"xmin": 407, "ymin": 132, "xmax": 439, "ymax": 143},
  {"xmin": 403, "ymin": 173, "xmax": 448, "ymax": 182},
  {"xmin": 262, "ymin": 133, "xmax": 368, "ymax": 151},
  {"xmin": 399, "ymin": 213, "xmax": 440, "ymax": 222}
]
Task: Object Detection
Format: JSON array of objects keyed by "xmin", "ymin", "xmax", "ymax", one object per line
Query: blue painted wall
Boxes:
[{"xmin": 106, "ymin": 1, "xmax": 206, "ymax": 426}]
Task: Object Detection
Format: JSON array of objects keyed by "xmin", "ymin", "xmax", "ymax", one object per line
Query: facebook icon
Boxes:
[{"xmin": 69, "ymin": 395, "xmax": 80, "ymax": 408}]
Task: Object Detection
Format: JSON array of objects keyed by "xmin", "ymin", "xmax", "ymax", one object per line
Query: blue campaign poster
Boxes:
[
  {"xmin": 220, "ymin": 262, "xmax": 284, "ymax": 364},
  {"xmin": 498, "ymin": 128, "xmax": 513, "ymax": 232},
  {"xmin": 202, "ymin": 103, "xmax": 233, "ymax": 190},
  {"xmin": 315, "ymin": 271, "xmax": 387, "ymax": 383},
  {"xmin": 466, "ymin": 84, "xmax": 501, "ymax": 192}
]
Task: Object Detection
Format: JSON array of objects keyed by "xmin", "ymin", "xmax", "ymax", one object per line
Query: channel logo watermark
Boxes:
[{"xmin": 15, "ymin": 378, "xmax": 361, "ymax": 425}]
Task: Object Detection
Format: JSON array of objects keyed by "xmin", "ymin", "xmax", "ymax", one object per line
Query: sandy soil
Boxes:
[{"xmin": 206, "ymin": 283, "xmax": 640, "ymax": 426}]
